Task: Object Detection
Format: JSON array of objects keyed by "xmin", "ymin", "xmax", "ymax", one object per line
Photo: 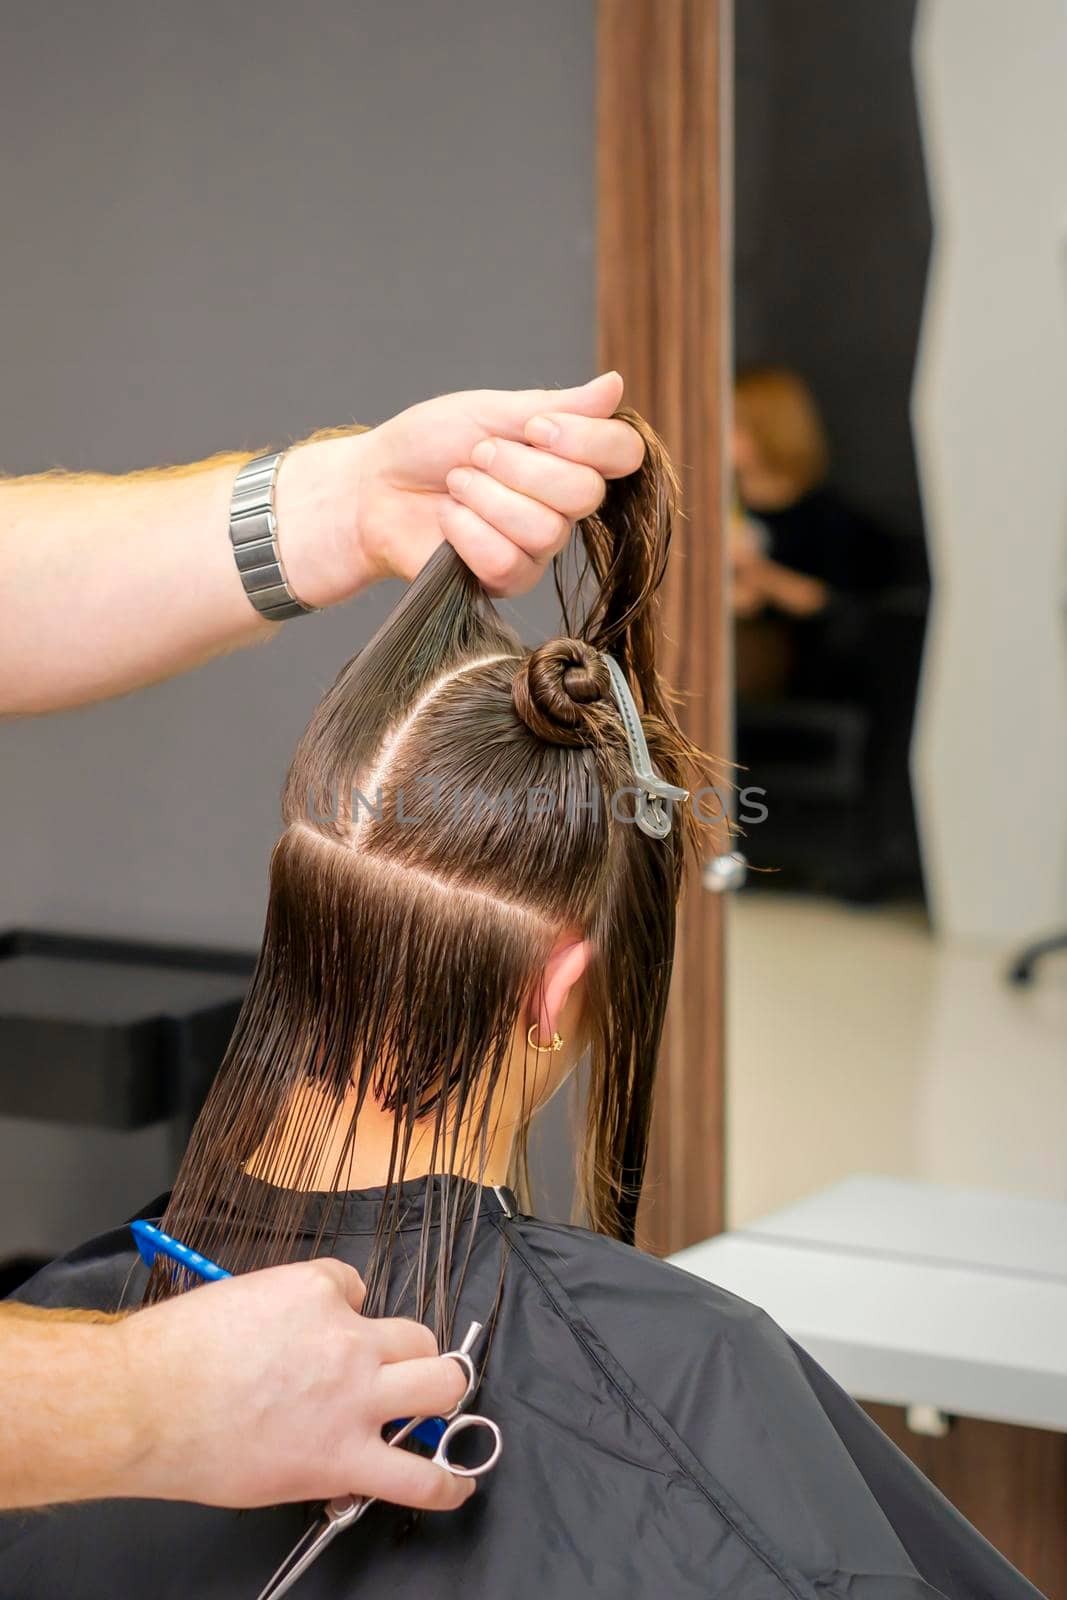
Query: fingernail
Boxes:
[
  {"xmin": 448, "ymin": 467, "xmax": 472, "ymax": 493},
  {"xmin": 526, "ymin": 416, "xmax": 559, "ymax": 447},
  {"xmin": 471, "ymin": 438, "xmax": 496, "ymax": 471}
]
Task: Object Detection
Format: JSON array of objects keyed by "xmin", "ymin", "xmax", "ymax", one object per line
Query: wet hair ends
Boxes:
[{"xmin": 149, "ymin": 410, "xmax": 718, "ymax": 1338}]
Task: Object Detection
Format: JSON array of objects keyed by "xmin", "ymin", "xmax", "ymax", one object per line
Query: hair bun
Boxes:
[{"xmin": 512, "ymin": 638, "xmax": 610, "ymax": 746}]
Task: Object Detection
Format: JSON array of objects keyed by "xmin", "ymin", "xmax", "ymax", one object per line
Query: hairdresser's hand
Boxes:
[
  {"xmin": 3, "ymin": 372, "xmax": 644, "ymax": 715},
  {"xmin": 114, "ymin": 1259, "xmax": 473, "ymax": 1510},
  {"xmin": 278, "ymin": 371, "xmax": 646, "ymax": 605}
]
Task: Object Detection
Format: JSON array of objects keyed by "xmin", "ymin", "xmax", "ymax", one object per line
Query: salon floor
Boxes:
[{"xmin": 726, "ymin": 893, "xmax": 1067, "ymax": 1228}]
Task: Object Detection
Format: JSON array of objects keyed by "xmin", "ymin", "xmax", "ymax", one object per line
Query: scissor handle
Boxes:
[
  {"xmin": 444, "ymin": 1348, "xmax": 478, "ymax": 1416},
  {"xmin": 432, "ymin": 1413, "xmax": 503, "ymax": 1478},
  {"xmin": 387, "ymin": 1333, "xmax": 479, "ymax": 1441}
]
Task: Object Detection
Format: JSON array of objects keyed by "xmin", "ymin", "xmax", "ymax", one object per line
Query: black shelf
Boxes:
[{"xmin": 0, "ymin": 928, "xmax": 255, "ymax": 1133}]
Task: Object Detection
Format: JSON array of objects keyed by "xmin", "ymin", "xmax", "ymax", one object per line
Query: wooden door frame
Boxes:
[{"xmin": 597, "ymin": 0, "xmax": 732, "ymax": 1256}]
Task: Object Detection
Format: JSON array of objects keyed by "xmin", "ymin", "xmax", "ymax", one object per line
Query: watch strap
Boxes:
[{"xmin": 229, "ymin": 451, "xmax": 317, "ymax": 622}]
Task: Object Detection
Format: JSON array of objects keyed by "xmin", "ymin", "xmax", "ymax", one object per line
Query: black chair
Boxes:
[
  {"xmin": 1008, "ymin": 930, "xmax": 1067, "ymax": 986},
  {"xmin": 736, "ymin": 588, "xmax": 928, "ymax": 901}
]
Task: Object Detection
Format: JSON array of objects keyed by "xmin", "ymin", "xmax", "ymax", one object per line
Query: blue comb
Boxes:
[
  {"xmin": 131, "ymin": 1220, "xmax": 232, "ymax": 1281},
  {"xmin": 130, "ymin": 1219, "xmax": 446, "ymax": 1450}
]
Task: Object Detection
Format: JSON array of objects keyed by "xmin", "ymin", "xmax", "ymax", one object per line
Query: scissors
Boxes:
[{"xmin": 255, "ymin": 1319, "xmax": 503, "ymax": 1600}]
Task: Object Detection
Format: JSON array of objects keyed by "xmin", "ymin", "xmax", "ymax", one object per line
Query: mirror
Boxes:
[
  {"xmin": 727, "ymin": 0, "xmax": 1067, "ymax": 1230},
  {"xmin": 723, "ymin": 11, "xmax": 1067, "ymax": 1580}
]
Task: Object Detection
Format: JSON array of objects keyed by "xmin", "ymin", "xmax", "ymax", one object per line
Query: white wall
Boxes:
[
  {"xmin": 911, "ymin": 0, "xmax": 1067, "ymax": 944},
  {"xmin": 0, "ymin": 0, "xmax": 594, "ymax": 1253}
]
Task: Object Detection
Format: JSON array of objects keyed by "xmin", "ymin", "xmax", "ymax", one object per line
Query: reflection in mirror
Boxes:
[{"xmin": 720, "ymin": 3, "xmax": 1067, "ymax": 1589}]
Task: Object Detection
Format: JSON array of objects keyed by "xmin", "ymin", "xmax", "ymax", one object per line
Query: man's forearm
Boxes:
[
  {"xmin": 0, "ymin": 434, "xmax": 366, "ymax": 717},
  {"xmin": 0, "ymin": 1305, "xmax": 143, "ymax": 1508}
]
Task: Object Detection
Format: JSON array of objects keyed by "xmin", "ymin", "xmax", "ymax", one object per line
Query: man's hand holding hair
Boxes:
[{"xmin": 1, "ymin": 371, "xmax": 645, "ymax": 716}]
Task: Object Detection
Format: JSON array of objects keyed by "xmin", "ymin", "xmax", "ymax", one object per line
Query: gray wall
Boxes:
[
  {"xmin": 910, "ymin": 0, "xmax": 1067, "ymax": 941},
  {"xmin": 0, "ymin": 0, "xmax": 594, "ymax": 1252}
]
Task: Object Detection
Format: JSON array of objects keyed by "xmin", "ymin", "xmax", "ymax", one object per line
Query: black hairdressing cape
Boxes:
[{"xmin": 0, "ymin": 1180, "xmax": 1042, "ymax": 1600}]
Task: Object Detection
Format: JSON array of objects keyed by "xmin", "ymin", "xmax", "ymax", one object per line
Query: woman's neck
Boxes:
[{"xmin": 244, "ymin": 1080, "xmax": 518, "ymax": 1194}]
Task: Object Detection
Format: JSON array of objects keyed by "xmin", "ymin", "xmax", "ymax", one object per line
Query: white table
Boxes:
[{"xmin": 670, "ymin": 1175, "xmax": 1067, "ymax": 1432}]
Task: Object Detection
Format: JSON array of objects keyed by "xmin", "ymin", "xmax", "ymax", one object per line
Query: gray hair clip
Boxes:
[{"xmin": 600, "ymin": 653, "xmax": 689, "ymax": 839}]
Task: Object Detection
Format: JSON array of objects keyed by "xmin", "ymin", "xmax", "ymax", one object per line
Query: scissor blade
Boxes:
[{"xmin": 255, "ymin": 1515, "xmax": 339, "ymax": 1600}]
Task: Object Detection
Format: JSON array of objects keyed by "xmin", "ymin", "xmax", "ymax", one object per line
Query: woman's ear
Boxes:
[{"xmin": 529, "ymin": 938, "xmax": 594, "ymax": 1046}]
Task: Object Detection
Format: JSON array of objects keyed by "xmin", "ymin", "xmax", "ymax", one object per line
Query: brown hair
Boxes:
[
  {"xmin": 734, "ymin": 366, "xmax": 830, "ymax": 493},
  {"xmin": 149, "ymin": 411, "xmax": 714, "ymax": 1336}
]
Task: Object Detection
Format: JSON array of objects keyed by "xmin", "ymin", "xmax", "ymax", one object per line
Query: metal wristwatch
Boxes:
[{"xmin": 228, "ymin": 451, "xmax": 318, "ymax": 622}]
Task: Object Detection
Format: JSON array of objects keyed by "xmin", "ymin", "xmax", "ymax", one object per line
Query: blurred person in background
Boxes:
[{"xmin": 730, "ymin": 366, "xmax": 890, "ymax": 700}]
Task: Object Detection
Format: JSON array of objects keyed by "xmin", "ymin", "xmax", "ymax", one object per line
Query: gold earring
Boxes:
[{"xmin": 527, "ymin": 1024, "xmax": 564, "ymax": 1054}]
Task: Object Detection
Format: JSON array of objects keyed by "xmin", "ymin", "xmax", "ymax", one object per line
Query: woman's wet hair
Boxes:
[
  {"xmin": 511, "ymin": 638, "xmax": 610, "ymax": 743},
  {"xmin": 148, "ymin": 410, "xmax": 719, "ymax": 1336}
]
